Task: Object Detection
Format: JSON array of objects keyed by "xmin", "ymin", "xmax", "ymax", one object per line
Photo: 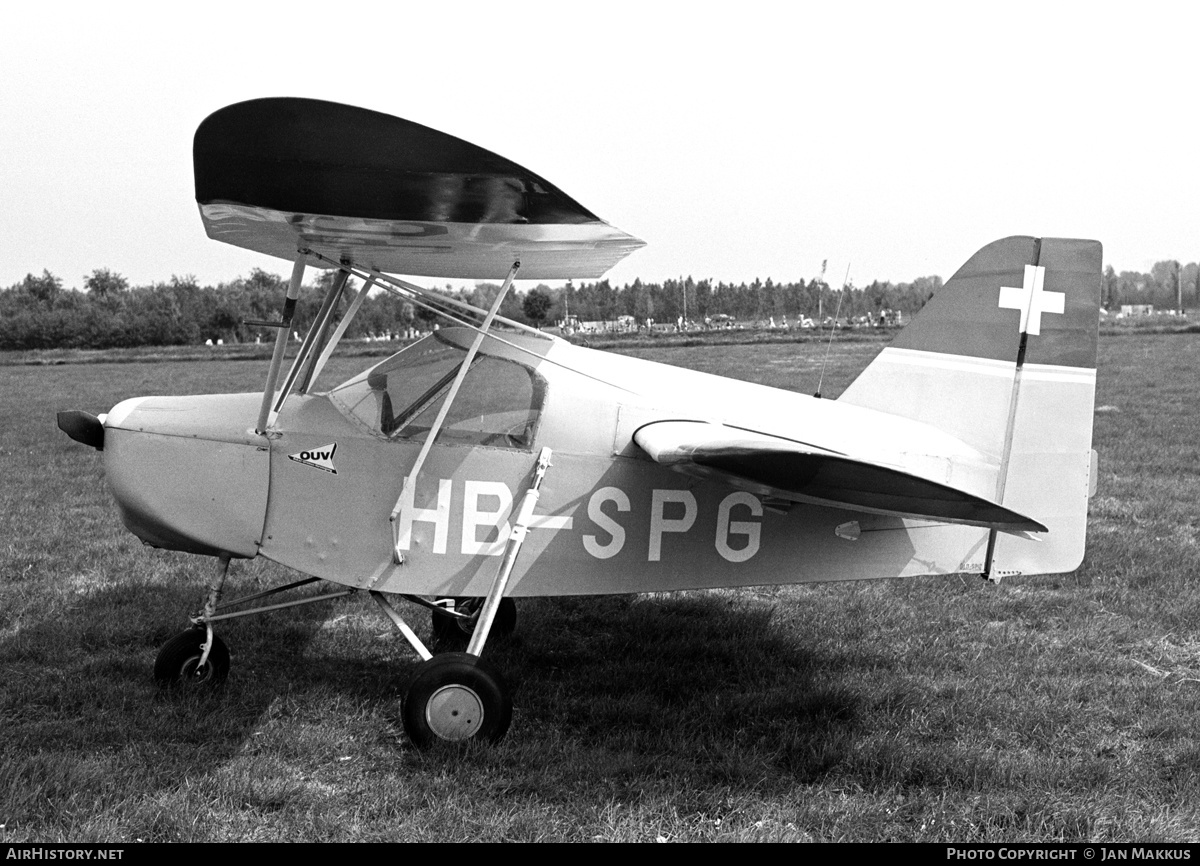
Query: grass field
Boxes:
[{"xmin": 2, "ymin": 331, "xmax": 1200, "ymax": 842}]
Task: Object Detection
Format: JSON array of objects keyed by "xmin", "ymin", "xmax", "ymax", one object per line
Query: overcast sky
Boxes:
[{"xmin": 3, "ymin": 2, "xmax": 1196, "ymax": 292}]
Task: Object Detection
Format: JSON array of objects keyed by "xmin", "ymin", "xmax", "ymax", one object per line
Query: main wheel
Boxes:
[
  {"xmin": 154, "ymin": 628, "xmax": 230, "ymax": 690},
  {"xmin": 402, "ymin": 652, "xmax": 512, "ymax": 748},
  {"xmin": 430, "ymin": 597, "xmax": 517, "ymax": 650}
]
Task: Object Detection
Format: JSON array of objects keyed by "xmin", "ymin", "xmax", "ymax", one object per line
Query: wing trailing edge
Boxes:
[{"xmin": 633, "ymin": 420, "xmax": 1047, "ymax": 534}]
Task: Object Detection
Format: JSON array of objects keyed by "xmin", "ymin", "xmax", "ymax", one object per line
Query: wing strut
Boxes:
[
  {"xmin": 254, "ymin": 258, "xmax": 378, "ymax": 431},
  {"xmin": 466, "ymin": 446, "xmax": 552, "ymax": 657},
  {"xmin": 268, "ymin": 266, "xmax": 350, "ymax": 426},
  {"xmin": 302, "ymin": 274, "xmax": 378, "ymax": 393},
  {"xmin": 303, "ymin": 248, "xmax": 544, "ymax": 337},
  {"xmin": 256, "ymin": 255, "xmax": 307, "ymax": 434},
  {"xmin": 389, "ymin": 260, "xmax": 522, "ymax": 564}
]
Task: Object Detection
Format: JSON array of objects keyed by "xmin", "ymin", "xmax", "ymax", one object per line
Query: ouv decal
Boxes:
[{"xmin": 288, "ymin": 442, "xmax": 338, "ymax": 474}]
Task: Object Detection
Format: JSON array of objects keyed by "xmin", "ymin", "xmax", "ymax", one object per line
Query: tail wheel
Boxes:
[
  {"xmin": 402, "ymin": 652, "xmax": 512, "ymax": 748},
  {"xmin": 430, "ymin": 597, "xmax": 517, "ymax": 650},
  {"xmin": 154, "ymin": 628, "xmax": 230, "ymax": 690}
]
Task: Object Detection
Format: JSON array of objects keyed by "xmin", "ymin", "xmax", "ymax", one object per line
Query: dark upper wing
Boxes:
[{"xmin": 194, "ymin": 98, "xmax": 644, "ymax": 279}]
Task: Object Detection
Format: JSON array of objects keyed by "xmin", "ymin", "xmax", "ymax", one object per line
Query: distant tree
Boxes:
[
  {"xmin": 523, "ymin": 287, "xmax": 552, "ymax": 326},
  {"xmin": 693, "ymin": 278, "xmax": 712, "ymax": 319},
  {"xmin": 468, "ymin": 282, "xmax": 525, "ymax": 322},
  {"xmin": 85, "ymin": 268, "xmax": 129, "ymax": 299},
  {"xmin": 628, "ymin": 280, "xmax": 655, "ymax": 322},
  {"xmin": 594, "ymin": 278, "xmax": 618, "ymax": 321},
  {"xmin": 1103, "ymin": 265, "xmax": 1119, "ymax": 308},
  {"xmin": 247, "ymin": 267, "xmax": 286, "ymax": 293},
  {"xmin": 1148, "ymin": 260, "xmax": 1176, "ymax": 308},
  {"xmin": 18, "ymin": 270, "xmax": 63, "ymax": 305}
]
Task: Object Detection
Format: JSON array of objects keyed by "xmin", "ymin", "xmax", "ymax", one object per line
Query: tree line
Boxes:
[
  {"xmin": 1104, "ymin": 262, "xmax": 1199, "ymax": 312},
  {"xmin": 1, "ymin": 259, "xmax": 1196, "ymax": 351}
]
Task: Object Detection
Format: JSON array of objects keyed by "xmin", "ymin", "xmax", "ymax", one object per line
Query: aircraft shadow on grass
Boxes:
[{"xmin": 2, "ymin": 577, "xmax": 862, "ymax": 814}]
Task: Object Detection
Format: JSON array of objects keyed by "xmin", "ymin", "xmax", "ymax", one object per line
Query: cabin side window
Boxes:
[{"xmin": 330, "ymin": 335, "xmax": 542, "ymax": 448}]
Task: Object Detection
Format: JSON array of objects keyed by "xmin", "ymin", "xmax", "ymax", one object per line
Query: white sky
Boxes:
[{"xmin": 2, "ymin": 2, "xmax": 1196, "ymax": 291}]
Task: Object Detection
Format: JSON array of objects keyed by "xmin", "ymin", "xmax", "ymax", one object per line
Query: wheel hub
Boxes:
[
  {"xmin": 425, "ymin": 684, "xmax": 485, "ymax": 740},
  {"xmin": 182, "ymin": 657, "xmax": 213, "ymax": 683}
]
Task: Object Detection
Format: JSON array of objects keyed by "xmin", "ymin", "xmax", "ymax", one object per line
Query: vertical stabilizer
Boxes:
[{"xmin": 839, "ymin": 236, "xmax": 1101, "ymax": 576}]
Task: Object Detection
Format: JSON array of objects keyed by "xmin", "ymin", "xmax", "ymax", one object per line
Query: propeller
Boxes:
[{"xmin": 57, "ymin": 410, "xmax": 104, "ymax": 451}]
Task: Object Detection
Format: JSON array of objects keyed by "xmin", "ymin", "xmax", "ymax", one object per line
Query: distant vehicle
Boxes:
[{"xmin": 58, "ymin": 98, "xmax": 1101, "ymax": 748}]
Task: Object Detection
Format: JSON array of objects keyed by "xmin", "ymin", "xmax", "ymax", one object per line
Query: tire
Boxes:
[
  {"xmin": 402, "ymin": 652, "xmax": 512, "ymax": 748},
  {"xmin": 430, "ymin": 597, "xmax": 517, "ymax": 651},
  {"xmin": 153, "ymin": 628, "xmax": 230, "ymax": 690}
]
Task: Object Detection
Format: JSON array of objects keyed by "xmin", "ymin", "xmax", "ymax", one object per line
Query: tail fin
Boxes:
[{"xmin": 839, "ymin": 237, "xmax": 1101, "ymax": 577}]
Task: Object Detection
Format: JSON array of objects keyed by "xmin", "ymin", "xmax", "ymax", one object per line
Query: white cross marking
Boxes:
[{"xmin": 998, "ymin": 265, "xmax": 1064, "ymax": 336}]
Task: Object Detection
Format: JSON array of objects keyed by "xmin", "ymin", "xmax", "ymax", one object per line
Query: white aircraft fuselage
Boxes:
[{"xmin": 98, "ymin": 326, "xmax": 1068, "ymax": 599}]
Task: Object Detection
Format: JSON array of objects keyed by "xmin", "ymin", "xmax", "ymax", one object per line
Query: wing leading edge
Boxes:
[{"xmin": 633, "ymin": 420, "xmax": 1046, "ymax": 535}]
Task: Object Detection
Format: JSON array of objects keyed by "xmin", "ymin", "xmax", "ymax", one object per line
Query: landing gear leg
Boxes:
[
  {"xmin": 154, "ymin": 628, "xmax": 230, "ymax": 689},
  {"xmin": 398, "ymin": 448, "xmax": 552, "ymax": 749},
  {"xmin": 155, "ymin": 554, "xmax": 233, "ymax": 690}
]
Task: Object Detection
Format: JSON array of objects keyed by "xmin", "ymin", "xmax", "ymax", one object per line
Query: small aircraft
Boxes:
[{"xmin": 57, "ymin": 98, "xmax": 1100, "ymax": 748}]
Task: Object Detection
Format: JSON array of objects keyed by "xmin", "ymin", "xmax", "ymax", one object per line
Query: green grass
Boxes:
[{"xmin": 2, "ymin": 332, "xmax": 1200, "ymax": 841}]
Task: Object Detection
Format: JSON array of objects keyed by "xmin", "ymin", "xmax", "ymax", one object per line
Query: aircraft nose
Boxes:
[{"xmin": 101, "ymin": 393, "xmax": 269, "ymax": 558}]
